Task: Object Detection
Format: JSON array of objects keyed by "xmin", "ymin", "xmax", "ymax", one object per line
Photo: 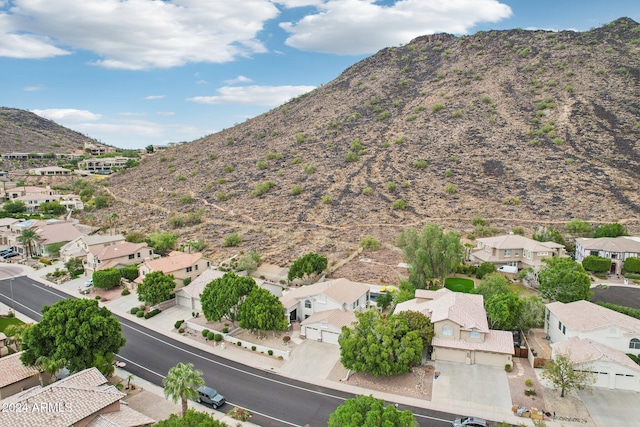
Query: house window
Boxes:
[
  {"xmin": 537, "ymin": 252, "xmax": 548, "ymax": 257},
  {"xmin": 469, "ymin": 331, "xmax": 480, "ymax": 339},
  {"xmin": 442, "ymin": 326, "xmax": 453, "ymax": 337},
  {"xmin": 128, "ymin": 254, "xmax": 134, "ymax": 259},
  {"xmin": 562, "ymin": 325, "xmax": 566, "ymax": 334},
  {"xmin": 137, "ymin": 252, "xmax": 141, "ymax": 258},
  {"xmin": 514, "ymin": 250, "xmax": 520, "ymax": 256},
  {"xmin": 304, "ymin": 300, "xmax": 311, "ymax": 309},
  {"xmin": 149, "ymin": 250, "xmax": 152, "ymax": 256},
  {"xmin": 195, "ymin": 265, "xmax": 198, "ymax": 271},
  {"xmin": 504, "ymin": 249, "xmax": 511, "ymax": 257},
  {"xmin": 352, "ymin": 301, "xmax": 358, "ymax": 310},
  {"xmin": 186, "ymin": 266, "xmax": 193, "ymax": 273},
  {"xmin": 630, "ymin": 338, "xmax": 640, "ymax": 349},
  {"xmin": 558, "ymin": 321, "xmax": 562, "ymax": 330}
]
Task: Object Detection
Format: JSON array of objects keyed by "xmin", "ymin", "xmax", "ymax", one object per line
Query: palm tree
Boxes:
[
  {"xmin": 17, "ymin": 229, "xmax": 41, "ymax": 258},
  {"xmin": 162, "ymin": 362, "xmax": 205, "ymax": 417},
  {"xmin": 35, "ymin": 356, "xmax": 66, "ymax": 386},
  {"xmin": 106, "ymin": 212, "xmax": 118, "ymax": 235}
]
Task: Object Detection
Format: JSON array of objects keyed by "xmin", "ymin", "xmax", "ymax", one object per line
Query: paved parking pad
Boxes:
[
  {"xmin": 432, "ymin": 361, "xmax": 512, "ymax": 411},
  {"xmin": 579, "ymin": 388, "xmax": 637, "ymax": 427}
]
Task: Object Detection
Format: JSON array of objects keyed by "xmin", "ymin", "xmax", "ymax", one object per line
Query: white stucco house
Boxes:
[
  {"xmin": 575, "ymin": 236, "xmax": 640, "ymax": 275},
  {"xmin": 280, "ymin": 278, "xmax": 370, "ymax": 345},
  {"xmin": 545, "ymin": 300, "xmax": 640, "ymax": 391},
  {"xmin": 395, "ymin": 288, "xmax": 514, "ymax": 367}
]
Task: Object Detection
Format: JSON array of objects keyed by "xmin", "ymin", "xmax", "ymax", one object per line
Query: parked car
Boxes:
[
  {"xmin": 84, "ymin": 278, "xmax": 93, "ymax": 287},
  {"xmin": 497, "ymin": 265, "xmax": 518, "ymax": 274},
  {"xmin": 452, "ymin": 417, "xmax": 488, "ymax": 427},
  {"xmin": 196, "ymin": 386, "xmax": 225, "ymax": 409},
  {"xmin": 1, "ymin": 251, "xmax": 20, "ymax": 260}
]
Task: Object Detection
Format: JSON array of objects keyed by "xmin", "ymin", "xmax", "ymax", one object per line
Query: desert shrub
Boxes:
[
  {"xmin": 505, "ymin": 364, "xmax": 512, "ymax": 372},
  {"xmin": 445, "ymin": 183, "xmax": 457, "ymax": 194},
  {"xmin": 392, "ymin": 199, "xmax": 407, "ymax": 210},
  {"xmin": 413, "ymin": 160, "xmax": 428, "ymax": 169},
  {"xmin": 385, "ymin": 181, "xmax": 397, "ymax": 192},
  {"xmin": 251, "ymin": 181, "xmax": 275, "ymax": 197},
  {"xmin": 214, "ymin": 334, "xmax": 223, "ymax": 342},
  {"xmin": 202, "ymin": 329, "xmax": 210, "ymax": 337},
  {"xmin": 131, "ymin": 307, "xmax": 139, "ymax": 315},
  {"xmin": 362, "ymin": 186, "xmax": 372, "ymax": 195},
  {"xmin": 359, "ymin": 236, "xmax": 381, "ymax": 251},
  {"xmin": 256, "ymin": 160, "xmax": 268, "ymax": 170},
  {"xmin": 525, "ymin": 378, "xmax": 533, "ymax": 387},
  {"xmin": 174, "ymin": 320, "xmax": 185, "ymax": 329},
  {"xmin": 524, "ymin": 389, "xmax": 537, "ymax": 396},
  {"xmin": 322, "ymin": 195, "xmax": 332, "ymax": 204},
  {"xmin": 344, "ymin": 151, "xmax": 359, "ymax": 162},
  {"xmin": 178, "ymin": 327, "xmax": 185, "ymax": 333},
  {"xmin": 40, "ymin": 258, "xmax": 52, "ymax": 265},
  {"xmin": 224, "ymin": 232, "xmax": 242, "ymax": 247},
  {"xmin": 207, "ymin": 331, "xmax": 215, "ymax": 341},
  {"xmin": 291, "ymin": 185, "xmax": 303, "ymax": 196},
  {"xmin": 144, "ymin": 308, "xmax": 161, "ymax": 319},
  {"xmin": 431, "ymin": 103, "xmax": 445, "ymax": 112},
  {"xmin": 121, "ymin": 288, "xmax": 130, "ymax": 296},
  {"xmin": 251, "ymin": 346, "xmax": 257, "ymax": 351},
  {"xmin": 268, "ymin": 349, "xmax": 273, "ymax": 356},
  {"xmin": 136, "ymin": 310, "xmax": 144, "ymax": 318}
]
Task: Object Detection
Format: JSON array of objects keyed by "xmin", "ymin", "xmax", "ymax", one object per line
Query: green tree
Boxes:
[
  {"xmin": 201, "ymin": 273, "xmax": 257, "ymax": 324},
  {"xmin": 541, "ymin": 351, "xmax": 595, "ymax": 397},
  {"xmin": 475, "ymin": 261, "xmax": 497, "ymax": 279},
  {"xmin": 376, "ymin": 292, "xmax": 394, "ymax": 310},
  {"xmin": 624, "ymin": 257, "xmax": 640, "ymax": 273},
  {"xmin": 396, "ymin": 224, "xmax": 464, "ymax": 288},
  {"xmin": 18, "ymin": 229, "xmax": 41, "ymax": 258},
  {"xmin": 532, "ymin": 226, "xmax": 566, "ymax": 246},
  {"xmin": 339, "ymin": 310, "xmax": 422, "ymax": 376},
  {"xmin": 125, "ymin": 231, "xmax": 147, "ymax": 243},
  {"xmin": 137, "ymin": 271, "xmax": 176, "ymax": 305},
  {"xmin": 65, "ymin": 257, "xmax": 84, "ymax": 277},
  {"xmin": 39, "ymin": 201, "xmax": 67, "ymax": 215},
  {"xmin": 288, "ymin": 252, "xmax": 328, "ymax": 283},
  {"xmin": 238, "ymin": 288, "xmax": 288, "ymax": 335},
  {"xmin": 581, "ymin": 255, "xmax": 611, "ymax": 272},
  {"xmin": 4, "ymin": 323, "xmax": 30, "ymax": 351},
  {"xmin": 147, "ymin": 232, "xmax": 178, "ymax": 254},
  {"xmin": 162, "ymin": 363, "xmax": 205, "ymax": 417},
  {"xmin": 472, "ymin": 272, "xmax": 510, "ymax": 301},
  {"xmin": 538, "ymin": 257, "xmax": 591, "ymax": 303},
  {"xmin": 394, "ymin": 310, "xmax": 434, "ymax": 347},
  {"xmin": 235, "ymin": 252, "xmax": 260, "ymax": 273},
  {"xmin": 106, "ymin": 212, "xmax": 118, "ymax": 235},
  {"xmin": 517, "ymin": 295, "xmax": 546, "ymax": 333},
  {"xmin": 120, "ymin": 264, "xmax": 139, "ymax": 281},
  {"xmin": 35, "ymin": 355, "xmax": 67, "ymax": 385},
  {"xmin": 145, "ymin": 144, "xmax": 154, "ymax": 153},
  {"xmin": 21, "ymin": 299, "xmax": 126, "ymax": 375},
  {"xmin": 565, "ymin": 219, "xmax": 592, "ymax": 236},
  {"xmin": 93, "ymin": 195, "xmax": 110, "ymax": 209},
  {"xmin": 329, "ymin": 394, "xmax": 418, "ymax": 427},
  {"xmin": 593, "ymin": 222, "xmax": 629, "ymax": 238},
  {"xmin": 395, "ymin": 280, "xmax": 417, "ymax": 305},
  {"xmin": 155, "ymin": 409, "xmax": 227, "ymax": 427},
  {"xmin": 485, "ymin": 293, "xmax": 522, "ymax": 330},
  {"xmin": 93, "ymin": 268, "xmax": 122, "ymax": 289},
  {"xmin": 3, "ymin": 200, "xmax": 27, "ymax": 213}
]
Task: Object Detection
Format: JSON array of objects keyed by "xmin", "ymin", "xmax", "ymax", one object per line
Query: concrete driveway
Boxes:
[
  {"xmin": 432, "ymin": 361, "xmax": 512, "ymax": 413},
  {"xmin": 579, "ymin": 388, "xmax": 638, "ymax": 427},
  {"xmin": 280, "ymin": 340, "xmax": 341, "ymax": 380}
]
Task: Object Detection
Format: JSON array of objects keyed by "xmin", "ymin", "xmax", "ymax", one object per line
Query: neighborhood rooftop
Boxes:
[{"xmin": 547, "ymin": 300, "xmax": 640, "ymax": 334}]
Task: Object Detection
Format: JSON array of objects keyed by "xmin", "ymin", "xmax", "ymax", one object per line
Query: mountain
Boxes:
[
  {"xmin": 103, "ymin": 19, "xmax": 639, "ymax": 264},
  {"xmin": 0, "ymin": 107, "xmax": 97, "ymax": 162}
]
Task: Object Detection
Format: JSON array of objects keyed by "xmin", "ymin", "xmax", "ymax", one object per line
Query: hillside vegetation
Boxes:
[{"xmin": 16, "ymin": 19, "xmax": 640, "ymax": 265}]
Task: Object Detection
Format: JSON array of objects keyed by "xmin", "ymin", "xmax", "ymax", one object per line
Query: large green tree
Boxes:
[
  {"xmin": 21, "ymin": 299, "xmax": 126, "ymax": 375},
  {"xmin": 147, "ymin": 232, "xmax": 178, "ymax": 254},
  {"xmin": 485, "ymin": 293, "xmax": 522, "ymax": 330},
  {"xmin": 18, "ymin": 228, "xmax": 41, "ymax": 258},
  {"xmin": 162, "ymin": 363, "xmax": 205, "ymax": 417},
  {"xmin": 200, "ymin": 273, "xmax": 257, "ymax": 323},
  {"xmin": 565, "ymin": 219, "xmax": 592, "ymax": 237},
  {"xmin": 329, "ymin": 394, "xmax": 418, "ymax": 427},
  {"xmin": 137, "ymin": 271, "xmax": 176, "ymax": 305},
  {"xmin": 396, "ymin": 224, "xmax": 464, "ymax": 288},
  {"xmin": 393, "ymin": 310, "xmax": 434, "ymax": 347},
  {"xmin": 238, "ymin": 288, "xmax": 288, "ymax": 335},
  {"xmin": 155, "ymin": 409, "xmax": 227, "ymax": 427},
  {"xmin": 39, "ymin": 201, "xmax": 67, "ymax": 215},
  {"xmin": 3, "ymin": 200, "xmax": 27, "ymax": 214},
  {"xmin": 339, "ymin": 310, "xmax": 422, "ymax": 377},
  {"xmin": 517, "ymin": 295, "xmax": 546, "ymax": 333},
  {"xmin": 541, "ymin": 352, "xmax": 595, "ymax": 397},
  {"xmin": 593, "ymin": 222, "xmax": 629, "ymax": 238},
  {"xmin": 538, "ymin": 257, "xmax": 591, "ymax": 303},
  {"xmin": 287, "ymin": 252, "xmax": 328, "ymax": 283},
  {"xmin": 472, "ymin": 272, "xmax": 510, "ymax": 302}
]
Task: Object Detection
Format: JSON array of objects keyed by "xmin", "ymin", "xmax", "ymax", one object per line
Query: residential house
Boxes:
[
  {"xmin": 11, "ymin": 193, "xmax": 83, "ymax": 213},
  {"xmin": 0, "ymin": 367, "xmax": 155, "ymax": 427},
  {"xmin": 280, "ymin": 278, "xmax": 370, "ymax": 344},
  {"xmin": 9, "ymin": 220, "xmax": 95, "ymax": 258},
  {"xmin": 84, "ymin": 141, "xmax": 116, "ymax": 156},
  {"xmin": 0, "ymin": 218, "xmax": 21, "ymax": 247},
  {"xmin": 2, "ymin": 185, "xmax": 58, "ymax": 201},
  {"xmin": 545, "ymin": 300, "xmax": 640, "ymax": 391},
  {"xmin": 137, "ymin": 251, "xmax": 210, "ymax": 287},
  {"xmin": 395, "ymin": 288, "xmax": 514, "ymax": 367},
  {"xmin": 0, "ymin": 352, "xmax": 42, "ymax": 399},
  {"xmin": 0, "ymin": 332, "xmax": 7, "ymax": 357},
  {"xmin": 78, "ymin": 157, "xmax": 128, "ymax": 174},
  {"xmin": 84, "ymin": 241, "xmax": 154, "ymax": 274},
  {"xmin": 175, "ymin": 268, "xmax": 226, "ymax": 311},
  {"xmin": 470, "ymin": 234, "xmax": 566, "ymax": 271},
  {"xmin": 60, "ymin": 234, "xmax": 126, "ymax": 263},
  {"xmin": 27, "ymin": 166, "xmax": 73, "ymax": 176},
  {"xmin": 575, "ymin": 236, "xmax": 640, "ymax": 275}
]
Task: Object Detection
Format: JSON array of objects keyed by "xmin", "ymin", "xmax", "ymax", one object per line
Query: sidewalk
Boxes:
[{"xmin": 3, "ymin": 262, "xmax": 571, "ymax": 426}]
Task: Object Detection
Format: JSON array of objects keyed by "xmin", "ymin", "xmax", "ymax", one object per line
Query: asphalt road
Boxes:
[
  {"xmin": 590, "ymin": 285, "xmax": 640, "ymax": 310},
  {"xmin": 0, "ymin": 275, "xmax": 455, "ymax": 426}
]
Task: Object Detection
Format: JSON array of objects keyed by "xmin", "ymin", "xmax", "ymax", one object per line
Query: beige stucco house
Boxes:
[
  {"xmin": 137, "ymin": 251, "xmax": 210, "ymax": 287},
  {"xmin": 470, "ymin": 234, "xmax": 566, "ymax": 271},
  {"xmin": 84, "ymin": 241, "xmax": 154, "ymax": 274},
  {"xmin": 60, "ymin": 234, "xmax": 126, "ymax": 263},
  {"xmin": 395, "ymin": 288, "xmax": 514, "ymax": 367},
  {"xmin": 0, "ymin": 352, "xmax": 43, "ymax": 399}
]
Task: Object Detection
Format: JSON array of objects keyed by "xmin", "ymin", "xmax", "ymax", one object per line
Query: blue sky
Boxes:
[{"xmin": 1, "ymin": 0, "xmax": 638, "ymax": 150}]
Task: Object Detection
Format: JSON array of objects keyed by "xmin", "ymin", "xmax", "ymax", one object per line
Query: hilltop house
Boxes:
[
  {"xmin": 575, "ymin": 236, "xmax": 640, "ymax": 275},
  {"xmin": 280, "ymin": 278, "xmax": 370, "ymax": 344},
  {"xmin": 27, "ymin": 166, "xmax": 73, "ymax": 176},
  {"xmin": 546, "ymin": 300, "xmax": 640, "ymax": 391},
  {"xmin": 395, "ymin": 288, "xmax": 514, "ymax": 367},
  {"xmin": 11, "ymin": 193, "xmax": 83, "ymax": 213},
  {"xmin": 78, "ymin": 157, "xmax": 129, "ymax": 174},
  {"xmin": 470, "ymin": 234, "xmax": 566, "ymax": 271},
  {"xmin": 84, "ymin": 241, "xmax": 154, "ymax": 274},
  {"xmin": 137, "ymin": 251, "xmax": 210, "ymax": 287}
]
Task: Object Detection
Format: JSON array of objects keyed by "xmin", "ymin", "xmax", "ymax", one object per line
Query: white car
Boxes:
[{"xmin": 84, "ymin": 278, "xmax": 93, "ymax": 287}]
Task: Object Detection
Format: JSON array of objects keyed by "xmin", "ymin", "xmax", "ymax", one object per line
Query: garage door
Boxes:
[
  {"xmin": 475, "ymin": 351, "xmax": 507, "ymax": 367},
  {"xmin": 321, "ymin": 330, "xmax": 340, "ymax": 345},
  {"xmin": 305, "ymin": 327, "xmax": 320, "ymax": 341},
  {"xmin": 177, "ymin": 295, "xmax": 192, "ymax": 309},
  {"xmin": 615, "ymin": 373, "xmax": 639, "ymax": 391},
  {"xmin": 434, "ymin": 347, "xmax": 467, "ymax": 363}
]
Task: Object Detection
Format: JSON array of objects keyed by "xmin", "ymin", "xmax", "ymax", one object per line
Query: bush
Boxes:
[
  {"xmin": 121, "ymin": 288, "xmax": 130, "ymax": 296},
  {"xmin": 120, "ymin": 264, "xmax": 139, "ymax": 281},
  {"xmin": 624, "ymin": 257, "xmax": 640, "ymax": 273},
  {"xmin": 40, "ymin": 258, "xmax": 52, "ymax": 265},
  {"xmin": 251, "ymin": 346, "xmax": 257, "ymax": 351},
  {"xmin": 524, "ymin": 389, "xmax": 537, "ymax": 396},
  {"xmin": 174, "ymin": 320, "xmax": 185, "ymax": 329},
  {"xmin": 283, "ymin": 336, "xmax": 291, "ymax": 343},
  {"xmin": 206, "ymin": 331, "xmax": 215, "ymax": 341},
  {"xmin": 178, "ymin": 328, "xmax": 185, "ymax": 333},
  {"xmin": 222, "ymin": 327, "xmax": 229, "ymax": 333},
  {"xmin": 144, "ymin": 308, "xmax": 161, "ymax": 319},
  {"xmin": 359, "ymin": 235, "xmax": 381, "ymax": 251},
  {"xmin": 214, "ymin": 334, "xmax": 223, "ymax": 342},
  {"xmin": 131, "ymin": 307, "xmax": 139, "ymax": 314},
  {"xmin": 582, "ymin": 255, "xmax": 611, "ymax": 272},
  {"xmin": 237, "ymin": 341, "xmax": 242, "ymax": 346},
  {"xmin": 505, "ymin": 364, "xmax": 512, "ymax": 372},
  {"xmin": 525, "ymin": 378, "xmax": 533, "ymax": 387},
  {"xmin": 251, "ymin": 181, "xmax": 275, "ymax": 197},
  {"xmin": 224, "ymin": 232, "xmax": 242, "ymax": 247},
  {"xmin": 476, "ymin": 262, "xmax": 497, "ymax": 279},
  {"xmin": 595, "ymin": 302, "xmax": 640, "ymax": 320},
  {"xmin": 202, "ymin": 329, "xmax": 210, "ymax": 337},
  {"xmin": 625, "ymin": 273, "xmax": 640, "ymax": 280},
  {"xmin": 93, "ymin": 268, "xmax": 121, "ymax": 289},
  {"xmin": 136, "ymin": 310, "xmax": 144, "ymax": 318},
  {"xmin": 268, "ymin": 350, "xmax": 273, "ymax": 356},
  {"xmin": 183, "ymin": 277, "xmax": 192, "ymax": 286}
]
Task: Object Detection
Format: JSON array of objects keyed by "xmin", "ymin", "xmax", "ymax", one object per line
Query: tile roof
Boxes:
[
  {"xmin": 576, "ymin": 236, "xmax": 640, "ymax": 253},
  {"xmin": 395, "ymin": 288, "xmax": 489, "ymax": 332},
  {"xmin": 36, "ymin": 222, "xmax": 85, "ymax": 245},
  {"xmin": 301, "ymin": 309, "xmax": 357, "ymax": 330},
  {"xmin": 280, "ymin": 278, "xmax": 369, "ymax": 310},
  {"xmin": 143, "ymin": 251, "xmax": 203, "ymax": 274},
  {"xmin": 433, "ymin": 330, "xmax": 514, "ymax": 355},
  {"xmin": 547, "ymin": 300, "xmax": 640, "ymax": 334},
  {"xmin": 0, "ymin": 352, "xmax": 40, "ymax": 389},
  {"xmin": 91, "ymin": 242, "xmax": 149, "ymax": 261},
  {"xmin": 87, "ymin": 404, "xmax": 156, "ymax": 427},
  {"xmin": 552, "ymin": 336, "xmax": 640, "ymax": 372},
  {"xmin": 82, "ymin": 234, "xmax": 126, "ymax": 246},
  {"xmin": 176, "ymin": 269, "xmax": 227, "ymax": 298},
  {"xmin": 475, "ymin": 234, "xmax": 565, "ymax": 251}
]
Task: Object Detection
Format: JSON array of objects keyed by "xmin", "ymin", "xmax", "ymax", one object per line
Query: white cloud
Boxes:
[
  {"xmin": 225, "ymin": 75, "xmax": 253, "ymax": 84},
  {"xmin": 118, "ymin": 112, "xmax": 147, "ymax": 117},
  {"xmin": 280, "ymin": 0, "xmax": 512, "ymax": 55},
  {"xmin": 156, "ymin": 111, "xmax": 175, "ymax": 116},
  {"xmin": 144, "ymin": 95, "xmax": 165, "ymax": 100},
  {"xmin": 23, "ymin": 85, "xmax": 42, "ymax": 91},
  {"xmin": 187, "ymin": 85, "xmax": 316, "ymax": 106},
  {"xmin": 0, "ymin": 0, "xmax": 280, "ymax": 69},
  {"xmin": 31, "ymin": 108, "xmax": 102, "ymax": 122}
]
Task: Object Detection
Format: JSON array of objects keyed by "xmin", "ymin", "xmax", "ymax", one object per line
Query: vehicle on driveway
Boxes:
[
  {"xmin": 1, "ymin": 251, "xmax": 20, "ymax": 260},
  {"xmin": 452, "ymin": 416, "xmax": 488, "ymax": 427},
  {"xmin": 196, "ymin": 386, "xmax": 225, "ymax": 409},
  {"xmin": 84, "ymin": 278, "xmax": 93, "ymax": 287}
]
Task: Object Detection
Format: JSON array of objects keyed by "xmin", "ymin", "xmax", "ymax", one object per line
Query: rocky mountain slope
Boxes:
[{"xmin": 68, "ymin": 19, "xmax": 640, "ymax": 264}]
